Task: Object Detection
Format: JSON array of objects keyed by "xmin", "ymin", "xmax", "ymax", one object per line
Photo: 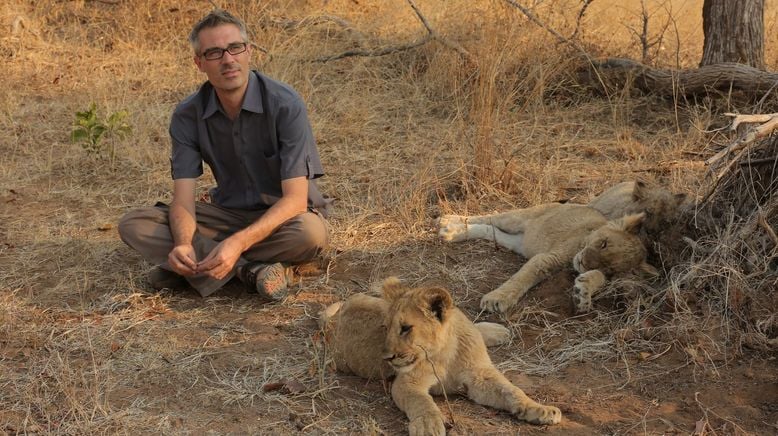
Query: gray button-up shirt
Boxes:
[{"xmin": 169, "ymin": 71, "xmax": 328, "ymax": 214}]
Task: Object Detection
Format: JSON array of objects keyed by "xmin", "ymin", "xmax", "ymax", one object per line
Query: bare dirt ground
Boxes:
[{"xmin": 1, "ymin": 0, "xmax": 777, "ymax": 435}]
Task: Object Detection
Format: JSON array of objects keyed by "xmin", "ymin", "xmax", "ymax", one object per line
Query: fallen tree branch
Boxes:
[
  {"xmin": 699, "ymin": 112, "xmax": 778, "ymax": 204},
  {"xmin": 706, "ymin": 112, "xmax": 778, "ymax": 166},
  {"xmin": 739, "ymin": 156, "xmax": 778, "ymax": 166},
  {"xmin": 582, "ymin": 58, "xmax": 778, "ymax": 97}
]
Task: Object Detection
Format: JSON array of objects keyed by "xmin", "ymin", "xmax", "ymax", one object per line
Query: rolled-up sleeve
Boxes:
[
  {"xmin": 276, "ymin": 96, "xmax": 324, "ymax": 181},
  {"xmin": 169, "ymin": 106, "xmax": 203, "ymax": 180}
]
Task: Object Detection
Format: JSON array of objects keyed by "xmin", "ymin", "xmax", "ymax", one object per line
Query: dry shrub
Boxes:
[{"xmin": 679, "ymin": 135, "xmax": 778, "ymax": 353}]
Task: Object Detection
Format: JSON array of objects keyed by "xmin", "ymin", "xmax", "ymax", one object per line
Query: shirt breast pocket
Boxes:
[{"xmin": 262, "ymin": 152, "xmax": 282, "ymax": 183}]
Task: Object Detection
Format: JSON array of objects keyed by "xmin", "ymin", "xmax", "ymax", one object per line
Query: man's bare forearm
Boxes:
[
  {"xmin": 193, "ymin": 177, "xmax": 308, "ymax": 279},
  {"xmin": 169, "ymin": 199, "xmax": 197, "ymax": 246},
  {"xmin": 169, "ymin": 178, "xmax": 198, "ymax": 247},
  {"xmin": 231, "ymin": 195, "xmax": 306, "ymax": 251}
]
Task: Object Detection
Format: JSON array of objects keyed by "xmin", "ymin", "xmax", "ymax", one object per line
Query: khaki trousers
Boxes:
[{"xmin": 118, "ymin": 202, "xmax": 329, "ymax": 296}]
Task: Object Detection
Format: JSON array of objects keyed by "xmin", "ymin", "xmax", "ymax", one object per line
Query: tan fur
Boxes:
[
  {"xmin": 320, "ymin": 278, "xmax": 561, "ymax": 435},
  {"xmin": 438, "ymin": 203, "xmax": 658, "ymax": 314},
  {"xmin": 588, "ymin": 180, "xmax": 687, "ymax": 236}
]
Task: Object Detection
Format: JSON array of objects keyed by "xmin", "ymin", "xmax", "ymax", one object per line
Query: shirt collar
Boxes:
[
  {"xmin": 241, "ymin": 72, "xmax": 263, "ymax": 114},
  {"xmin": 201, "ymin": 71, "xmax": 263, "ymax": 119},
  {"xmin": 202, "ymin": 86, "xmax": 220, "ymax": 120}
]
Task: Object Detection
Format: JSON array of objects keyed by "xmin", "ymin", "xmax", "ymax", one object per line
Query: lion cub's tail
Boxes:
[{"xmin": 318, "ymin": 301, "xmax": 344, "ymax": 330}]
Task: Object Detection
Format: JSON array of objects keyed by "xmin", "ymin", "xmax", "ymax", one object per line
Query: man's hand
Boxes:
[
  {"xmin": 197, "ymin": 237, "xmax": 245, "ymax": 280},
  {"xmin": 168, "ymin": 244, "xmax": 198, "ymax": 276}
]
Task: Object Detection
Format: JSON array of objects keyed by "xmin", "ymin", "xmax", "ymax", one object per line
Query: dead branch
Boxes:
[
  {"xmin": 313, "ymin": 0, "xmax": 472, "ymax": 64},
  {"xmin": 502, "ymin": 0, "xmax": 570, "ymax": 46},
  {"xmin": 739, "ymin": 156, "xmax": 778, "ymax": 166},
  {"xmin": 405, "ymin": 0, "xmax": 471, "ymax": 60},
  {"xmin": 725, "ymin": 112, "xmax": 778, "ymax": 131},
  {"xmin": 639, "ymin": 0, "xmax": 649, "ymax": 63},
  {"xmin": 263, "ymin": 15, "xmax": 366, "ymax": 42},
  {"xmin": 502, "ymin": 0, "xmax": 592, "ymax": 62},
  {"xmin": 699, "ymin": 112, "xmax": 778, "ymax": 204},
  {"xmin": 582, "ymin": 58, "xmax": 778, "ymax": 97},
  {"xmin": 706, "ymin": 113, "xmax": 778, "ymax": 166},
  {"xmin": 570, "ymin": 0, "xmax": 595, "ymax": 40},
  {"xmin": 758, "ymin": 212, "xmax": 778, "ymax": 248},
  {"xmin": 314, "ymin": 36, "xmax": 432, "ymax": 63}
]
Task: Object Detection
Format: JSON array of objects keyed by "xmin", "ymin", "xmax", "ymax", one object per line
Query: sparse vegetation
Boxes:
[
  {"xmin": 1, "ymin": 0, "xmax": 776, "ymax": 435},
  {"xmin": 70, "ymin": 103, "xmax": 131, "ymax": 166}
]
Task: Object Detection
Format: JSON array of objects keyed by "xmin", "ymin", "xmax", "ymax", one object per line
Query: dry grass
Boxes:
[{"xmin": 1, "ymin": 0, "xmax": 777, "ymax": 434}]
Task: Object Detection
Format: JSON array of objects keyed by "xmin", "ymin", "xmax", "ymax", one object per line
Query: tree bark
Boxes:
[
  {"xmin": 581, "ymin": 58, "xmax": 778, "ymax": 97},
  {"xmin": 701, "ymin": 0, "xmax": 764, "ymax": 69}
]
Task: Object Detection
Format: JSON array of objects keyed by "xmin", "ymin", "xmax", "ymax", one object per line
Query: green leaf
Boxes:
[
  {"xmin": 92, "ymin": 124, "xmax": 107, "ymax": 141},
  {"xmin": 107, "ymin": 110, "xmax": 127, "ymax": 125},
  {"xmin": 70, "ymin": 128, "xmax": 89, "ymax": 144}
]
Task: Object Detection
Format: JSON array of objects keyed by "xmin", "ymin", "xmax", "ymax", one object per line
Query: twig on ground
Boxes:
[{"xmin": 758, "ymin": 212, "xmax": 778, "ymax": 248}]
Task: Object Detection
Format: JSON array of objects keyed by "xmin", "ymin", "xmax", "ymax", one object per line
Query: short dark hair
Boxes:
[{"xmin": 188, "ymin": 9, "xmax": 249, "ymax": 55}]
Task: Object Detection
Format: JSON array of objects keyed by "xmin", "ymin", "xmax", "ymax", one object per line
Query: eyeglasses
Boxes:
[{"xmin": 200, "ymin": 42, "xmax": 248, "ymax": 61}]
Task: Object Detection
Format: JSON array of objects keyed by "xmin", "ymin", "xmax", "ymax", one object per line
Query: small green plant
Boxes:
[{"xmin": 70, "ymin": 103, "xmax": 131, "ymax": 166}]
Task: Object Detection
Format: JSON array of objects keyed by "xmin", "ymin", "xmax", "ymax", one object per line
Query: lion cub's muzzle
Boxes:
[
  {"xmin": 383, "ymin": 351, "xmax": 417, "ymax": 371},
  {"xmin": 572, "ymin": 250, "xmax": 588, "ymax": 274}
]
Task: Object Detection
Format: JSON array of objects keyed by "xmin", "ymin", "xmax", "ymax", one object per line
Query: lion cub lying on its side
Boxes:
[
  {"xmin": 438, "ymin": 203, "xmax": 658, "ymax": 314},
  {"xmin": 320, "ymin": 277, "xmax": 561, "ymax": 435},
  {"xmin": 588, "ymin": 180, "xmax": 687, "ymax": 236}
]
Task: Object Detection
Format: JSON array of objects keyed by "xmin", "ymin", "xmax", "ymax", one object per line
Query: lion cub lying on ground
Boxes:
[
  {"xmin": 438, "ymin": 203, "xmax": 657, "ymax": 314},
  {"xmin": 588, "ymin": 180, "xmax": 687, "ymax": 236},
  {"xmin": 320, "ymin": 277, "xmax": 562, "ymax": 435}
]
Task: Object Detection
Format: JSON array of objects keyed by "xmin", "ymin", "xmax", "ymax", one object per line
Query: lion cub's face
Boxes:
[
  {"xmin": 627, "ymin": 181, "xmax": 687, "ymax": 235},
  {"xmin": 574, "ymin": 213, "xmax": 656, "ymax": 276},
  {"xmin": 380, "ymin": 278, "xmax": 453, "ymax": 373}
]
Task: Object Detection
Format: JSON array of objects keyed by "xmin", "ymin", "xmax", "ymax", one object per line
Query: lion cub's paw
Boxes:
[
  {"xmin": 475, "ymin": 322, "xmax": 511, "ymax": 347},
  {"xmin": 480, "ymin": 289, "xmax": 515, "ymax": 314},
  {"xmin": 437, "ymin": 215, "xmax": 468, "ymax": 242},
  {"xmin": 408, "ymin": 412, "xmax": 445, "ymax": 436},
  {"xmin": 521, "ymin": 404, "xmax": 563, "ymax": 425},
  {"xmin": 572, "ymin": 270, "xmax": 606, "ymax": 314}
]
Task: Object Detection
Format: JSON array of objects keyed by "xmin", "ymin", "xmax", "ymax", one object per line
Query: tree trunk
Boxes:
[{"xmin": 701, "ymin": 0, "xmax": 764, "ymax": 69}]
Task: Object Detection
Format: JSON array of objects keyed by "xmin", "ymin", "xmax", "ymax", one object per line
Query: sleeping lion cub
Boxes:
[
  {"xmin": 438, "ymin": 203, "xmax": 658, "ymax": 314},
  {"xmin": 320, "ymin": 277, "xmax": 562, "ymax": 435},
  {"xmin": 588, "ymin": 180, "xmax": 687, "ymax": 236}
]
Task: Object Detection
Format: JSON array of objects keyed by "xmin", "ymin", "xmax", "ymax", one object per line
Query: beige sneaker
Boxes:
[{"xmin": 237, "ymin": 262, "xmax": 292, "ymax": 300}]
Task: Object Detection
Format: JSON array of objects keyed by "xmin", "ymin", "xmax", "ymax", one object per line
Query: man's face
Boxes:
[{"xmin": 193, "ymin": 24, "xmax": 251, "ymax": 94}]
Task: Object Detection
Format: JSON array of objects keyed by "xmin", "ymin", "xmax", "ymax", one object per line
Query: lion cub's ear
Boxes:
[
  {"xmin": 632, "ymin": 179, "xmax": 648, "ymax": 201},
  {"xmin": 637, "ymin": 262, "xmax": 659, "ymax": 277},
  {"xmin": 381, "ymin": 276, "xmax": 408, "ymax": 301},
  {"xmin": 422, "ymin": 287, "xmax": 453, "ymax": 323},
  {"xmin": 674, "ymin": 192, "xmax": 687, "ymax": 207},
  {"xmin": 618, "ymin": 212, "xmax": 646, "ymax": 234}
]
